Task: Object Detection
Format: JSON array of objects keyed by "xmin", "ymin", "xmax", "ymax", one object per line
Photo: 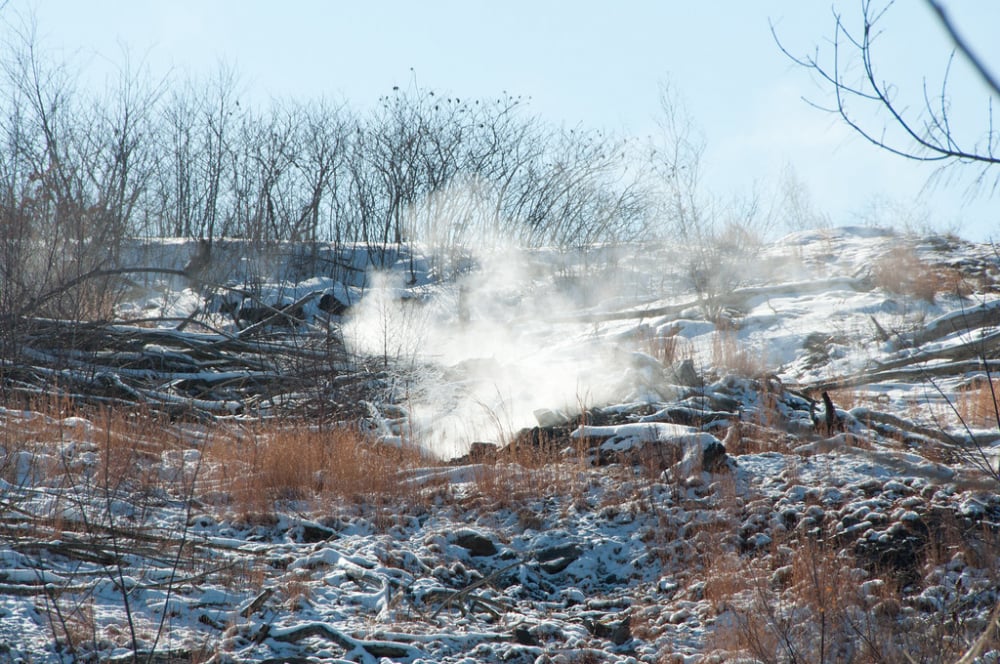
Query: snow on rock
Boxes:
[{"xmin": 572, "ymin": 422, "xmax": 726, "ymax": 477}]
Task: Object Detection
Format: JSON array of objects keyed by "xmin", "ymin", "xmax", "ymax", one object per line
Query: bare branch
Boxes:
[
  {"xmin": 926, "ymin": 0, "xmax": 1000, "ymax": 100},
  {"xmin": 773, "ymin": 1, "xmax": 1000, "ymax": 172}
]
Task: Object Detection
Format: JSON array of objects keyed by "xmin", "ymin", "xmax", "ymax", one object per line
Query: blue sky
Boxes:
[{"xmin": 5, "ymin": 1, "xmax": 999, "ymax": 240}]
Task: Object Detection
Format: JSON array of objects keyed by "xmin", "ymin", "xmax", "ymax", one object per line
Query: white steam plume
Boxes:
[{"xmin": 342, "ymin": 242, "xmax": 676, "ymax": 459}]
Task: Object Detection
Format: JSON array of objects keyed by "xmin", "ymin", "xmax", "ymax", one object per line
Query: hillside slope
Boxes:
[{"xmin": 1, "ymin": 227, "xmax": 998, "ymax": 662}]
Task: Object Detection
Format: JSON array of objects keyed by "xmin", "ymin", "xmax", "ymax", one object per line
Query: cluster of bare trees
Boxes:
[
  {"xmin": 0, "ymin": 33, "xmax": 159, "ymax": 325},
  {"xmin": 3, "ymin": 1, "xmax": 992, "ymax": 330},
  {"xmin": 0, "ymin": 35, "xmax": 653, "ymax": 250},
  {"xmin": 0, "ymin": 19, "xmax": 666, "ymax": 331}
]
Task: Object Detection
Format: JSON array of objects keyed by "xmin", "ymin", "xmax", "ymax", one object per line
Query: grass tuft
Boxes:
[
  {"xmin": 957, "ymin": 377, "xmax": 1000, "ymax": 429},
  {"xmin": 205, "ymin": 422, "xmax": 433, "ymax": 517}
]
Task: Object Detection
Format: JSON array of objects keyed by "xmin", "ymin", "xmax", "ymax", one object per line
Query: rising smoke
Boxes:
[{"xmin": 342, "ymin": 240, "xmax": 686, "ymax": 459}]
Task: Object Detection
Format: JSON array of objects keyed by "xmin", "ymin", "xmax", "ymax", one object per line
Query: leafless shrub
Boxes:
[
  {"xmin": 0, "ymin": 400, "xmax": 206, "ymax": 661},
  {"xmin": 0, "ymin": 18, "xmax": 159, "ymax": 353},
  {"xmin": 872, "ymin": 245, "xmax": 969, "ymax": 303},
  {"xmin": 775, "ymin": 1, "xmax": 1000, "ymax": 195},
  {"xmin": 647, "ymin": 82, "xmax": 776, "ymax": 322}
]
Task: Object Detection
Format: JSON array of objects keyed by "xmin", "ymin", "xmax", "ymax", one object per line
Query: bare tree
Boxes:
[
  {"xmin": 0, "ymin": 15, "xmax": 664, "ymax": 324},
  {"xmin": 646, "ymin": 82, "xmax": 774, "ymax": 319},
  {"xmin": 773, "ymin": 0, "xmax": 1000, "ymax": 193},
  {"xmin": 291, "ymin": 100, "xmax": 349, "ymax": 244},
  {"xmin": 0, "ymin": 17, "xmax": 157, "ymax": 323}
]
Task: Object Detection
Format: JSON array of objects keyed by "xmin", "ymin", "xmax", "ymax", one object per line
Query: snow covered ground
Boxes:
[{"xmin": 2, "ymin": 226, "xmax": 999, "ymax": 662}]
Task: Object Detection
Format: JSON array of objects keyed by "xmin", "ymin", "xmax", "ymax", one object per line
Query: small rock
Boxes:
[
  {"xmin": 914, "ymin": 594, "xmax": 943, "ymax": 613},
  {"xmin": 534, "ymin": 408, "xmax": 571, "ymax": 427},
  {"xmin": 513, "ymin": 625, "xmax": 539, "ymax": 646},
  {"xmin": 947, "ymin": 552, "xmax": 967, "ymax": 571},
  {"xmin": 883, "ymin": 480, "xmax": 908, "ymax": 494},
  {"xmin": 587, "ymin": 614, "xmax": 631, "ymax": 645},
  {"xmin": 770, "ymin": 565, "xmax": 794, "ymax": 587},
  {"xmin": 467, "ymin": 442, "xmax": 498, "ymax": 461},
  {"xmin": 536, "ymin": 543, "xmax": 583, "ymax": 574},
  {"xmin": 702, "ymin": 439, "xmax": 730, "ymax": 472},
  {"xmin": 673, "ymin": 358, "xmax": 700, "ymax": 387},
  {"xmin": 298, "ymin": 523, "xmax": 335, "ymax": 543},
  {"xmin": 452, "ymin": 529, "xmax": 498, "ymax": 557},
  {"xmin": 669, "ymin": 608, "xmax": 692, "ymax": 624}
]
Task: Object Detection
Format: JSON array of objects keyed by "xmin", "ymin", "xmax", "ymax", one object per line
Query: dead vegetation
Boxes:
[
  {"xmin": 704, "ymin": 502, "xmax": 1000, "ymax": 664},
  {"xmin": 0, "ymin": 311, "xmax": 375, "ymax": 423},
  {"xmin": 206, "ymin": 421, "xmax": 433, "ymax": 514},
  {"xmin": 957, "ymin": 377, "xmax": 1000, "ymax": 430},
  {"xmin": 871, "ymin": 245, "xmax": 973, "ymax": 303},
  {"xmin": 2, "ymin": 359, "xmax": 1000, "ymax": 663}
]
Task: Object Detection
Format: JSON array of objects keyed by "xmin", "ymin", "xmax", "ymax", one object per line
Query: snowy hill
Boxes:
[{"xmin": 1, "ymin": 226, "xmax": 999, "ymax": 662}]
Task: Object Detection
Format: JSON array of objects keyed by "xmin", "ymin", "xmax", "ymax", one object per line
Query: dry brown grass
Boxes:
[
  {"xmin": 708, "ymin": 539, "xmax": 870, "ymax": 662},
  {"xmin": 0, "ymin": 392, "xmax": 622, "ymax": 528},
  {"xmin": 723, "ymin": 379, "xmax": 798, "ymax": 455},
  {"xmin": 205, "ymin": 422, "xmax": 433, "ymax": 516},
  {"xmin": 0, "ymin": 394, "xmax": 443, "ymax": 523},
  {"xmin": 635, "ymin": 324, "xmax": 691, "ymax": 367},
  {"xmin": 0, "ymin": 396, "xmax": 177, "ymax": 493},
  {"xmin": 957, "ymin": 377, "xmax": 1000, "ymax": 429},
  {"xmin": 706, "ymin": 509, "xmax": 1000, "ymax": 664},
  {"xmin": 52, "ymin": 597, "xmax": 99, "ymax": 658},
  {"xmin": 872, "ymin": 246, "xmax": 971, "ymax": 303},
  {"xmin": 827, "ymin": 386, "xmax": 861, "ymax": 411},
  {"xmin": 921, "ymin": 504, "xmax": 1000, "ymax": 575},
  {"xmin": 467, "ymin": 433, "xmax": 593, "ymax": 511},
  {"xmin": 279, "ymin": 573, "xmax": 315, "ymax": 610},
  {"xmin": 702, "ymin": 550, "xmax": 754, "ymax": 612},
  {"xmin": 711, "ymin": 327, "xmax": 768, "ymax": 378},
  {"xmin": 753, "ymin": 377, "xmax": 783, "ymax": 429},
  {"xmin": 92, "ymin": 407, "xmax": 180, "ymax": 495}
]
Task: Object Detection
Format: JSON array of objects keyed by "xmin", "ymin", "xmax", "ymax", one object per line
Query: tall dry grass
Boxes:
[
  {"xmin": 957, "ymin": 377, "xmax": 1000, "ymax": 429},
  {"xmin": 464, "ymin": 426, "xmax": 595, "ymax": 511},
  {"xmin": 0, "ymin": 395, "xmax": 440, "ymax": 523},
  {"xmin": 204, "ymin": 422, "xmax": 434, "ymax": 516},
  {"xmin": 871, "ymin": 246, "xmax": 970, "ymax": 303},
  {"xmin": 635, "ymin": 324, "xmax": 692, "ymax": 368},
  {"xmin": 705, "ymin": 506, "xmax": 1000, "ymax": 664},
  {"xmin": 0, "ymin": 395, "xmax": 176, "ymax": 494},
  {"xmin": 711, "ymin": 326, "xmax": 768, "ymax": 378}
]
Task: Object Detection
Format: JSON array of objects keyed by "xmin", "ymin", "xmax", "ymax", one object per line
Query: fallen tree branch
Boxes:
[
  {"xmin": 544, "ymin": 276, "xmax": 872, "ymax": 324},
  {"xmin": 806, "ymin": 359, "xmax": 1000, "ymax": 392},
  {"xmin": 429, "ymin": 558, "xmax": 522, "ymax": 620},
  {"xmin": 268, "ymin": 622, "xmax": 422, "ymax": 660},
  {"xmin": 11, "ymin": 266, "xmax": 191, "ymax": 321},
  {"xmin": 904, "ymin": 300, "xmax": 1000, "ymax": 348}
]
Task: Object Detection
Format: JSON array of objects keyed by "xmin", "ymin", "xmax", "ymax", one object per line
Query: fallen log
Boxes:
[
  {"xmin": 268, "ymin": 622, "xmax": 421, "ymax": 659},
  {"xmin": 545, "ymin": 276, "xmax": 872, "ymax": 324},
  {"xmin": 806, "ymin": 359, "xmax": 1000, "ymax": 392},
  {"xmin": 904, "ymin": 300, "xmax": 1000, "ymax": 348}
]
